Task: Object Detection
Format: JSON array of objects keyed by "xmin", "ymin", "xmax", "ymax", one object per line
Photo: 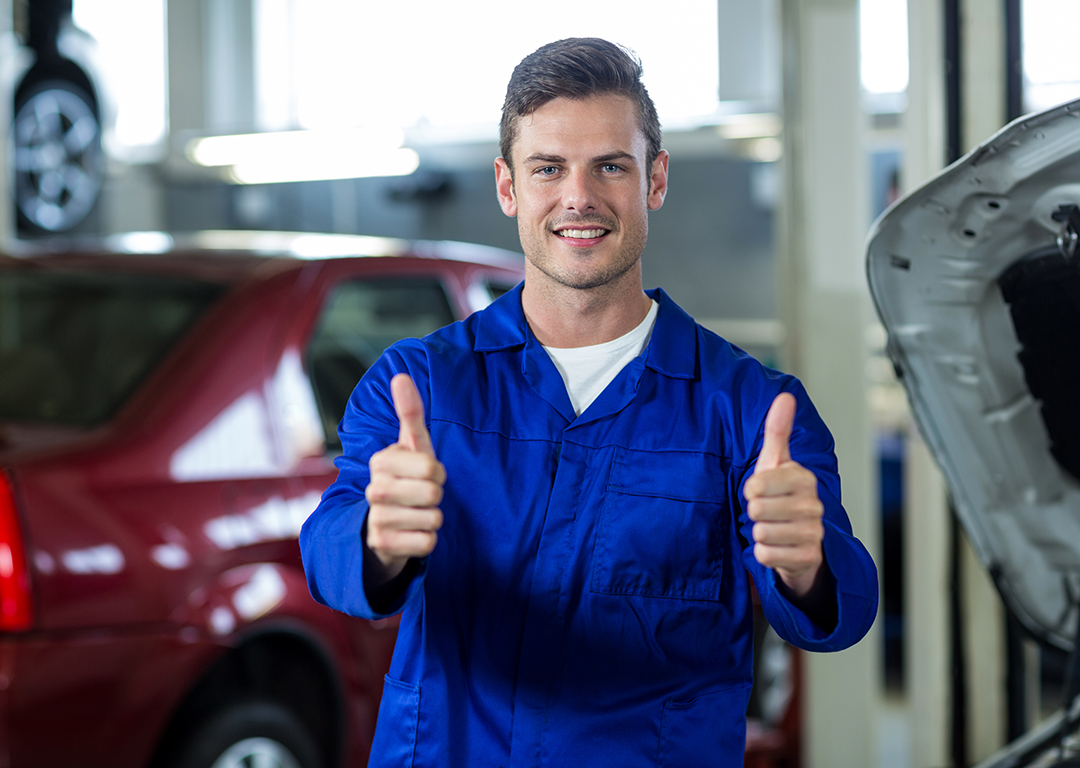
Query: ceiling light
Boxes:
[
  {"xmin": 716, "ymin": 113, "xmax": 782, "ymax": 141},
  {"xmin": 185, "ymin": 127, "xmax": 419, "ymax": 183},
  {"xmin": 228, "ymin": 148, "xmax": 419, "ymax": 184}
]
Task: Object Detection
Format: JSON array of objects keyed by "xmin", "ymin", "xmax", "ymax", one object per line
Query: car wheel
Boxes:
[
  {"xmin": 171, "ymin": 699, "xmax": 323, "ymax": 768},
  {"xmin": 12, "ymin": 79, "xmax": 104, "ymax": 233}
]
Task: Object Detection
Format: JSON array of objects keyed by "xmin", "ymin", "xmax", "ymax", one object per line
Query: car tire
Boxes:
[
  {"xmin": 12, "ymin": 78, "xmax": 104, "ymax": 233},
  {"xmin": 169, "ymin": 699, "xmax": 324, "ymax": 768}
]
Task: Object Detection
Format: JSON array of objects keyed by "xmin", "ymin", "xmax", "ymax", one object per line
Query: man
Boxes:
[{"xmin": 300, "ymin": 38, "xmax": 877, "ymax": 767}]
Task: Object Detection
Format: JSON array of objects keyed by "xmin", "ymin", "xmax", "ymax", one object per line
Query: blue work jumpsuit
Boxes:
[{"xmin": 300, "ymin": 285, "xmax": 878, "ymax": 767}]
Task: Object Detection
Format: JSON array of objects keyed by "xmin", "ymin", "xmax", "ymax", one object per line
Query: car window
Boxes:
[
  {"xmin": 0, "ymin": 269, "xmax": 225, "ymax": 425},
  {"xmin": 486, "ymin": 281, "xmax": 516, "ymax": 301},
  {"xmin": 307, "ymin": 276, "xmax": 455, "ymax": 450}
]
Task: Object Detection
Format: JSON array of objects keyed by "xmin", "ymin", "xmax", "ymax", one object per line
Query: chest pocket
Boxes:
[{"xmin": 590, "ymin": 449, "xmax": 728, "ymax": 602}]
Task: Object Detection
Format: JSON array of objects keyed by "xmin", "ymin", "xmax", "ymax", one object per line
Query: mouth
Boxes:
[{"xmin": 553, "ymin": 227, "xmax": 611, "ymax": 241}]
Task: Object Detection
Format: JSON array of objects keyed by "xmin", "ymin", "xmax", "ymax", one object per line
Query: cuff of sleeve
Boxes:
[
  {"xmin": 762, "ymin": 520, "xmax": 879, "ymax": 652},
  {"xmin": 359, "ymin": 512, "xmax": 427, "ymax": 619}
]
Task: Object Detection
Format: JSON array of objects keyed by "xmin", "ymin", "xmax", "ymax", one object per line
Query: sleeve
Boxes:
[
  {"xmin": 736, "ymin": 377, "xmax": 879, "ymax": 653},
  {"xmin": 299, "ymin": 342, "xmax": 431, "ymax": 620}
]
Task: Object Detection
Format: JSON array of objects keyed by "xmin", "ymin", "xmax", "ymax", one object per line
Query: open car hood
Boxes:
[{"xmin": 867, "ymin": 97, "xmax": 1080, "ymax": 652}]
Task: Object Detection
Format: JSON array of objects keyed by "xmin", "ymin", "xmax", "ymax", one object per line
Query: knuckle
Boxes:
[
  {"xmin": 418, "ymin": 532, "xmax": 438, "ymax": 556},
  {"xmin": 368, "ymin": 450, "xmax": 392, "ymax": 473},
  {"xmin": 422, "ymin": 458, "xmax": 446, "ymax": 483},
  {"xmin": 365, "ymin": 482, "xmax": 386, "ymax": 504},
  {"xmin": 424, "ymin": 483, "xmax": 444, "ymax": 507},
  {"xmin": 366, "ymin": 528, "xmax": 387, "ymax": 551},
  {"xmin": 367, "ymin": 504, "xmax": 398, "ymax": 530}
]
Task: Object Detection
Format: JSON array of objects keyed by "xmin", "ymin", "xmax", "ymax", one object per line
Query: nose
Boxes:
[{"xmin": 561, "ymin": 169, "xmax": 598, "ymax": 213}]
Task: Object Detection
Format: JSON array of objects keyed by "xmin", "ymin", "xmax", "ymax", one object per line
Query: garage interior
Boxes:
[{"xmin": 1, "ymin": 0, "xmax": 1077, "ymax": 766}]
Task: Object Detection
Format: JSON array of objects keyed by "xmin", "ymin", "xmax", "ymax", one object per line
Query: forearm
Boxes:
[{"xmin": 775, "ymin": 558, "xmax": 837, "ymax": 632}]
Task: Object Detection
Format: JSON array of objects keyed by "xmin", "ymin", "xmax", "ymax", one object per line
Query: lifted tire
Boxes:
[{"xmin": 12, "ymin": 78, "xmax": 104, "ymax": 233}]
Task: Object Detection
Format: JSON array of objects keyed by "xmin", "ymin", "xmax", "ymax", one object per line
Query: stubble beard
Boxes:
[{"xmin": 520, "ymin": 219, "xmax": 649, "ymax": 292}]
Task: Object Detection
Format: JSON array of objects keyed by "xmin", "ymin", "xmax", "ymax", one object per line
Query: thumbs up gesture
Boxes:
[
  {"xmin": 364, "ymin": 374, "xmax": 446, "ymax": 584},
  {"xmin": 743, "ymin": 392, "xmax": 826, "ymax": 599}
]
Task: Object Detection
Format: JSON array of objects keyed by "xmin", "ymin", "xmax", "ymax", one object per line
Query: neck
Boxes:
[{"xmin": 521, "ymin": 272, "xmax": 652, "ymax": 348}]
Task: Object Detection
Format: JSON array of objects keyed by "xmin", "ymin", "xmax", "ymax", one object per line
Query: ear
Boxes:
[
  {"xmin": 647, "ymin": 150, "xmax": 669, "ymax": 211},
  {"xmin": 495, "ymin": 157, "xmax": 517, "ymax": 217}
]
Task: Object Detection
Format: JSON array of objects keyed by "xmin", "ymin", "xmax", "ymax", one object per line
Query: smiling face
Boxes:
[{"xmin": 495, "ymin": 94, "xmax": 668, "ymax": 297}]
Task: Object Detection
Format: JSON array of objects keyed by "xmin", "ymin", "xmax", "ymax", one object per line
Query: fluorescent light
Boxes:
[
  {"xmin": 187, "ymin": 126, "xmax": 405, "ymax": 166},
  {"xmin": 227, "ymin": 147, "xmax": 419, "ymax": 184},
  {"xmin": 185, "ymin": 126, "xmax": 419, "ymax": 184}
]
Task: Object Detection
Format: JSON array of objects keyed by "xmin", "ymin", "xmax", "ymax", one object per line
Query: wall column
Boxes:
[
  {"xmin": 959, "ymin": 0, "xmax": 1008, "ymax": 760},
  {"xmin": 776, "ymin": 1, "xmax": 882, "ymax": 766},
  {"xmin": 901, "ymin": 3, "xmax": 952, "ymax": 765}
]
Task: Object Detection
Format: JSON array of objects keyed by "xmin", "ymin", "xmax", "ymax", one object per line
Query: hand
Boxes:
[
  {"xmin": 364, "ymin": 374, "xmax": 446, "ymax": 584},
  {"xmin": 744, "ymin": 392, "xmax": 825, "ymax": 599}
]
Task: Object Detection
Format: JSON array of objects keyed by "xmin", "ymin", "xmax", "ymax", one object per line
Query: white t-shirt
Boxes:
[{"xmin": 542, "ymin": 300, "xmax": 659, "ymax": 416}]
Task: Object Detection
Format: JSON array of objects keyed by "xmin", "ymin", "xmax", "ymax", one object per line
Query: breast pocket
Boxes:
[{"xmin": 590, "ymin": 449, "xmax": 728, "ymax": 602}]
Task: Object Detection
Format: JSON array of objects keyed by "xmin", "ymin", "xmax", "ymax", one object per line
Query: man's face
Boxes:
[{"xmin": 495, "ymin": 94, "xmax": 668, "ymax": 293}]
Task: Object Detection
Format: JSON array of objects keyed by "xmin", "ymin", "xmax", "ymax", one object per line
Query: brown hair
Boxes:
[{"xmin": 499, "ymin": 38, "xmax": 662, "ymax": 176}]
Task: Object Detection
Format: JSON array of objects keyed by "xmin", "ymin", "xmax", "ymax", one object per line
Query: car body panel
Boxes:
[
  {"xmin": 6, "ymin": 631, "xmax": 215, "ymax": 767},
  {"xmin": 867, "ymin": 98, "xmax": 1080, "ymax": 650}
]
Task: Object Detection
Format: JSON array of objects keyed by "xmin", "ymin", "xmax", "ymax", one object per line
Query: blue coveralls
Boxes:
[{"xmin": 300, "ymin": 285, "xmax": 878, "ymax": 767}]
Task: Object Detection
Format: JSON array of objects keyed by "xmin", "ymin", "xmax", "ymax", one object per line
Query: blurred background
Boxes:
[{"xmin": 3, "ymin": 0, "xmax": 1079, "ymax": 766}]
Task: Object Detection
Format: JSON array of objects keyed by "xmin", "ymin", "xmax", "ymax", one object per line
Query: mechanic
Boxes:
[{"xmin": 300, "ymin": 37, "xmax": 878, "ymax": 767}]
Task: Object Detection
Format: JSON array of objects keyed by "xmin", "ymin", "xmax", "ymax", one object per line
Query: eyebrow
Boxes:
[
  {"xmin": 523, "ymin": 151, "xmax": 637, "ymax": 165},
  {"xmin": 593, "ymin": 152, "xmax": 636, "ymax": 165}
]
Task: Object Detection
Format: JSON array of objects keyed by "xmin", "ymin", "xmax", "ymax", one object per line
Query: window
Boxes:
[
  {"xmin": 72, "ymin": 0, "xmax": 167, "ymax": 158},
  {"xmin": 0, "ymin": 269, "xmax": 223, "ymax": 424},
  {"xmin": 860, "ymin": 0, "xmax": 909, "ymax": 114},
  {"xmin": 253, "ymin": 0, "xmax": 720, "ymax": 136},
  {"xmin": 307, "ymin": 277, "xmax": 455, "ymax": 449},
  {"xmin": 1022, "ymin": 0, "xmax": 1080, "ymax": 112}
]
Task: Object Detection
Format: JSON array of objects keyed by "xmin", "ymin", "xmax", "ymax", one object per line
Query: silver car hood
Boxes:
[{"xmin": 867, "ymin": 97, "xmax": 1080, "ymax": 650}]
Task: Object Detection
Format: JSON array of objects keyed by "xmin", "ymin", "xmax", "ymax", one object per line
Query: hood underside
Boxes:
[{"xmin": 867, "ymin": 97, "xmax": 1080, "ymax": 650}]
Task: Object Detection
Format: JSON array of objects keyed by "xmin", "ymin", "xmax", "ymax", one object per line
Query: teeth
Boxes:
[{"xmin": 558, "ymin": 228, "xmax": 607, "ymax": 239}]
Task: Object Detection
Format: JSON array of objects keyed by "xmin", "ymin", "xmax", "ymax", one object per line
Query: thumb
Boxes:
[
  {"xmin": 755, "ymin": 392, "xmax": 795, "ymax": 472},
  {"xmin": 391, "ymin": 373, "xmax": 434, "ymax": 455}
]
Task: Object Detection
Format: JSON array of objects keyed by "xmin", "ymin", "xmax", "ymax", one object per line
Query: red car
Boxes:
[{"xmin": 0, "ymin": 231, "xmax": 524, "ymax": 768}]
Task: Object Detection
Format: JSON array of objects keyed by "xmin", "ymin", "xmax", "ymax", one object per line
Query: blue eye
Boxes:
[{"xmin": 602, "ymin": 164, "xmax": 622, "ymax": 173}]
